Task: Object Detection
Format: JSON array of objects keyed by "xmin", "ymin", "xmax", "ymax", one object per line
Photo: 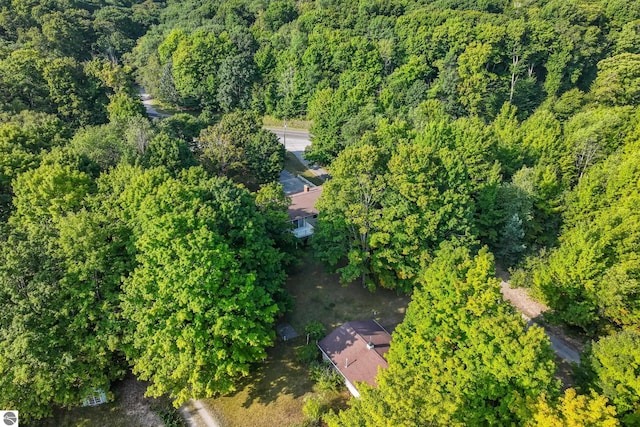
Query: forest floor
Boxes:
[
  {"xmin": 201, "ymin": 250, "xmax": 410, "ymax": 426},
  {"xmin": 35, "ymin": 374, "xmax": 172, "ymax": 427}
]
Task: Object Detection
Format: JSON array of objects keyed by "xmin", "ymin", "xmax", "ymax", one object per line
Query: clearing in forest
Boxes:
[{"xmin": 201, "ymin": 251, "xmax": 410, "ymax": 427}]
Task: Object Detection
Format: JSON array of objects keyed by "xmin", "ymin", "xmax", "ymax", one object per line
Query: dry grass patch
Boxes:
[
  {"xmin": 201, "ymin": 342, "xmax": 314, "ymax": 427},
  {"xmin": 284, "ymin": 251, "xmax": 411, "ymax": 333}
]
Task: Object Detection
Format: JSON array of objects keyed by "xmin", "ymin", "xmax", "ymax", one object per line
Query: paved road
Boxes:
[
  {"xmin": 547, "ymin": 333, "xmax": 581, "ymax": 364},
  {"xmin": 265, "ymin": 127, "xmax": 311, "ymax": 155}
]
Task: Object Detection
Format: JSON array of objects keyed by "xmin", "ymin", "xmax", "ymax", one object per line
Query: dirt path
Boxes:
[
  {"xmin": 117, "ymin": 376, "xmax": 165, "ymax": 426},
  {"xmin": 137, "ymin": 87, "xmax": 171, "ymax": 119},
  {"xmin": 499, "ymin": 280, "xmax": 583, "ymax": 364},
  {"xmin": 180, "ymin": 400, "xmax": 222, "ymax": 427}
]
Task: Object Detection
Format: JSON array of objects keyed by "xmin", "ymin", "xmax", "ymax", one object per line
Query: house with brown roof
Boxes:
[
  {"xmin": 317, "ymin": 320, "xmax": 392, "ymax": 398},
  {"xmin": 288, "ymin": 185, "xmax": 322, "ymax": 238}
]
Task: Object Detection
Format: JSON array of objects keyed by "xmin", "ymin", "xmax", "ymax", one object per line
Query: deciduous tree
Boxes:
[
  {"xmin": 0, "ymin": 162, "xmax": 127, "ymax": 421},
  {"xmin": 529, "ymin": 388, "xmax": 619, "ymax": 427},
  {"xmin": 313, "ymin": 144, "xmax": 386, "ymax": 289},
  {"xmin": 121, "ymin": 174, "xmax": 287, "ymax": 405},
  {"xmin": 516, "ymin": 140, "xmax": 640, "ymax": 333},
  {"xmin": 583, "ymin": 329, "xmax": 640, "ymax": 423},
  {"xmin": 326, "ymin": 244, "xmax": 558, "ymax": 426}
]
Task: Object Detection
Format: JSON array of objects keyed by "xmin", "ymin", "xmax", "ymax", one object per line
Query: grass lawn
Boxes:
[
  {"xmin": 203, "ymin": 250, "xmax": 411, "ymax": 426},
  {"xmin": 283, "ymin": 251, "xmax": 410, "ymax": 333},
  {"xmin": 201, "ymin": 341, "xmax": 318, "ymax": 427},
  {"xmin": 144, "ymin": 97, "xmax": 201, "ymax": 118},
  {"xmin": 284, "ymin": 152, "xmax": 324, "ymax": 187},
  {"xmin": 263, "ymin": 115, "xmax": 312, "ymax": 131}
]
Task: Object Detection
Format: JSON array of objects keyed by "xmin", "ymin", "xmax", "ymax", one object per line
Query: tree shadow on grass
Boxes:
[{"xmin": 225, "ymin": 339, "xmax": 313, "ymax": 409}]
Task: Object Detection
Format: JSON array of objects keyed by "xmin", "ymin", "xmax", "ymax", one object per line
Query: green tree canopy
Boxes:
[
  {"xmin": 515, "ymin": 138, "xmax": 640, "ymax": 333},
  {"xmin": 106, "ymin": 92, "xmax": 146, "ymax": 122},
  {"xmin": 528, "ymin": 388, "xmax": 619, "ymax": 427},
  {"xmin": 197, "ymin": 112, "xmax": 284, "ymax": 184},
  {"xmin": 0, "ymin": 162, "xmax": 127, "ymax": 421},
  {"xmin": 591, "ymin": 53, "xmax": 640, "ymax": 106},
  {"xmin": 0, "ymin": 111, "xmax": 69, "ymax": 219},
  {"xmin": 326, "ymin": 244, "xmax": 558, "ymax": 426},
  {"xmin": 584, "ymin": 329, "xmax": 640, "ymax": 421},
  {"xmin": 121, "ymin": 172, "xmax": 287, "ymax": 405},
  {"xmin": 314, "ymin": 117, "xmax": 499, "ymax": 292},
  {"xmin": 313, "ymin": 143, "xmax": 387, "ymax": 289}
]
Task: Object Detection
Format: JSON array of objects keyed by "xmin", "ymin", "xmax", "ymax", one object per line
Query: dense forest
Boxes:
[{"xmin": 1, "ymin": 0, "xmax": 639, "ymax": 424}]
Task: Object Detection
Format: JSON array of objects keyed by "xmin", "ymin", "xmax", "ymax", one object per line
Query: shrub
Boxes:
[
  {"xmin": 152, "ymin": 401, "xmax": 186, "ymax": 427},
  {"xmin": 297, "ymin": 343, "xmax": 320, "ymax": 364},
  {"xmin": 304, "ymin": 321, "xmax": 326, "ymax": 341},
  {"xmin": 309, "ymin": 361, "xmax": 343, "ymax": 392},
  {"xmin": 302, "ymin": 395, "xmax": 327, "ymax": 423}
]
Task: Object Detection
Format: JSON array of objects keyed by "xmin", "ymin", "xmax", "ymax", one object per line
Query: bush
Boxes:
[
  {"xmin": 304, "ymin": 321, "xmax": 326, "ymax": 341},
  {"xmin": 158, "ymin": 408, "xmax": 186, "ymax": 427},
  {"xmin": 302, "ymin": 395, "xmax": 327, "ymax": 423},
  {"xmin": 152, "ymin": 401, "xmax": 186, "ymax": 427},
  {"xmin": 309, "ymin": 361, "xmax": 343, "ymax": 392},
  {"xmin": 297, "ymin": 343, "xmax": 320, "ymax": 364}
]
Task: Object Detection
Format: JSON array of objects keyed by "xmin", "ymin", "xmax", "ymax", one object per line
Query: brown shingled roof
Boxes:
[
  {"xmin": 317, "ymin": 320, "xmax": 391, "ymax": 389},
  {"xmin": 287, "ymin": 186, "xmax": 323, "ymax": 221}
]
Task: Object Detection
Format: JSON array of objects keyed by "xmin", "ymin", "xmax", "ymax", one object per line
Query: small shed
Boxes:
[
  {"xmin": 276, "ymin": 323, "xmax": 299, "ymax": 341},
  {"xmin": 82, "ymin": 388, "xmax": 108, "ymax": 407},
  {"xmin": 317, "ymin": 320, "xmax": 392, "ymax": 398}
]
